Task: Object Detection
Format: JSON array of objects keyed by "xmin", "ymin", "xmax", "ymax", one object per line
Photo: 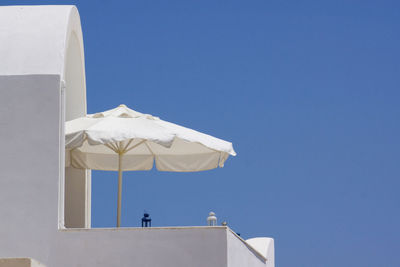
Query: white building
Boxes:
[{"xmin": 0, "ymin": 5, "xmax": 274, "ymax": 267}]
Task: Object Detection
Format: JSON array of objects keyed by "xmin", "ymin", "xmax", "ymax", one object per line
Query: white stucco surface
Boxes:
[
  {"xmin": 0, "ymin": 5, "xmax": 89, "ymax": 229},
  {"xmin": 246, "ymin": 237, "xmax": 275, "ymax": 267},
  {"xmin": 227, "ymin": 231, "xmax": 267, "ymax": 267},
  {"xmin": 0, "ymin": 5, "xmax": 274, "ymax": 267},
  {"xmin": 0, "ymin": 74, "xmax": 229, "ymax": 267},
  {"xmin": 0, "ymin": 5, "xmax": 82, "ymax": 76}
]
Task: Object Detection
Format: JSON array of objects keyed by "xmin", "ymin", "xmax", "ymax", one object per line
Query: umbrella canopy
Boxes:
[
  {"xmin": 65, "ymin": 104, "xmax": 236, "ymax": 227},
  {"xmin": 66, "ymin": 104, "xmax": 236, "ymax": 171}
]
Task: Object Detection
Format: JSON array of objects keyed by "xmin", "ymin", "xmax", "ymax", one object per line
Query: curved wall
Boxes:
[
  {"xmin": 0, "ymin": 5, "xmax": 89, "ymax": 228},
  {"xmin": 63, "ymin": 9, "xmax": 90, "ymax": 228},
  {"xmin": 0, "ymin": 4, "xmax": 87, "ymax": 118},
  {"xmin": 0, "ymin": 5, "xmax": 273, "ymax": 267},
  {"xmin": 64, "ymin": 7, "xmax": 86, "ymax": 120}
]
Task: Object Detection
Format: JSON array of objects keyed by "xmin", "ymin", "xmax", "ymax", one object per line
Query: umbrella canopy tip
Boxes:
[{"xmin": 118, "ymin": 104, "xmax": 127, "ymax": 108}]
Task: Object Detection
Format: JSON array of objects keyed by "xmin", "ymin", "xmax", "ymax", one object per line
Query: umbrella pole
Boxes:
[{"xmin": 117, "ymin": 152, "xmax": 123, "ymax": 228}]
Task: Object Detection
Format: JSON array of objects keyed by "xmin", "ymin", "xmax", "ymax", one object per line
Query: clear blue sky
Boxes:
[{"xmin": 4, "ymin": 1, "xmax": 400, "ymax": 266}]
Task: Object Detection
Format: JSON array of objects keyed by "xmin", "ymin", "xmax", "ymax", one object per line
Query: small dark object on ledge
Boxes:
[{"xmin": 142, "ymin": 212, "xmax": 151, "ymax": 227}]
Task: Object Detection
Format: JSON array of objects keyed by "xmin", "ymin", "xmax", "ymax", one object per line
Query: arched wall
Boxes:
[
  {"xmin": 63, "ymin": 7, "xmax": 86, "ymax": 120},
  {"xmin": 0, "ymin": 5, "xmax": 89, "ymax": 229},
  {"xmin": 0, "ymin": 6, "xmax": 272, "ymax": 267},
  {"xmin": 62, "ymin": 8, "xmax": 90, "ymax": 229}
]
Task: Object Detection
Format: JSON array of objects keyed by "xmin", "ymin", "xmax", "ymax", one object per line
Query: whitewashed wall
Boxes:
[
  {"xmin": 0, "ymin": 5, "xmax": 273, "ymax": 267},
  {"xmin": 0, "ymin": 74, "xmax": 264, "ymax": 267},
  {"xmin": 0, "ymin": 5, "xmax": 89, "ymax": 229},
  {"xmin": 0, "ymin": 75, "xmax": 60, "ymax": 261}
]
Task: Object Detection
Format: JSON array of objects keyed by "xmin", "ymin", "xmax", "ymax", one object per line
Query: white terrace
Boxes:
[{"xmin": 0, "ymin": 5, "xmax": 274, "ymax": 267}]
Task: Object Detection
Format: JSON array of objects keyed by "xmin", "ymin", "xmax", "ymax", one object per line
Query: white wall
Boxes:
[
  {"xmin": 246, "ymin": 237, "xmax": 275, "ymax": 267},
  {"xmin": 0, "ymin": 5, "xmax": 273, "ymax": 267},
  {"xmin": 53, "ymin": 228, "xmax": 228, "ymax": 267},
  {"xmin": 227, "ymin": 231, "xmax": 267, "ymax": 267},
  {"xmin": 62, "ymin": 5, "xmax": 90, "ymax": 229},
  {"xmin": 0, "ymin": 6, "xmax": 82, "ymax": 76},
  {"xmin": 0, "ymin": 4, "xmax": 89, "ymax": 229},
  {"xmin": 0, "ymin": 75, "xmax": 61, "ymax": 261},
  {"xmin": 0, "ymin": 74, "xmax": 230, "ymax": 267}
]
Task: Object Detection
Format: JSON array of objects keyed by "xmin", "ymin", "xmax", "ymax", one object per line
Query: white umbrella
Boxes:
[{"xmin": 65, "ymin": 104, "xmax": 236, "ymax": 227}]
